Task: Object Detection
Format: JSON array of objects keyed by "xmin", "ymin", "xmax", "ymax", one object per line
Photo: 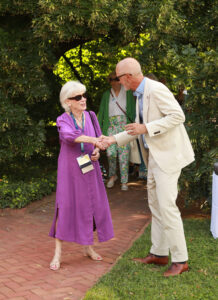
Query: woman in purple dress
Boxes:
[{"xmin": 49, "ymin": 81, "xmax": 114, "ymax": 270}]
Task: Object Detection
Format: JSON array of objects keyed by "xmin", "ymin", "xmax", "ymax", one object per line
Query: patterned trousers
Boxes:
[{"xmin": 107, "ymin": 115, "xmax": 130, "ymax": 184}]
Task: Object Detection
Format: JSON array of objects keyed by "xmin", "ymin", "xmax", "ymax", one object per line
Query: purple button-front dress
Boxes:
[{"xmin": 49, "ymin": 111, "xmax": 114, "ymax": 245}]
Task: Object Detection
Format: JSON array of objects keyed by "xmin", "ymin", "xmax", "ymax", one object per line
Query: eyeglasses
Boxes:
[
  {"xmin": 117, "ymin": 73, "xmax": 131, "ymax": 79},
  {"xmin": 109, "ymin": 77, "xmax": 120, "ymax": 82},
  {"xmin": 68, "ymin": 93, "xmax": 87, "ymax": 101}
]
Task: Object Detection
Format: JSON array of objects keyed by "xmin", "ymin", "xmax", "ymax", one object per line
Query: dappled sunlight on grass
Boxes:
[{"xmin": 84, "ymin": 219, "xmax": 218, "ymax": 300}]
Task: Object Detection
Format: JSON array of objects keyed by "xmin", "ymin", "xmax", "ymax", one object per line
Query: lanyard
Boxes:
[{"xmin": 70, "ymin": 112, "xmax": 85, "ymax": 153}]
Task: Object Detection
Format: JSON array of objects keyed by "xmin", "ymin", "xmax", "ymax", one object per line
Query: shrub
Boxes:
[{"xmin": 0, "ymin": 173, "xmax": 56, "ymax": 209}]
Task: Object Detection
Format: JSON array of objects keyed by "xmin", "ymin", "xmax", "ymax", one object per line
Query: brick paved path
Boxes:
[{"xmin": 0, "ymin": 180, "xmax": 150, "ymax": 300}]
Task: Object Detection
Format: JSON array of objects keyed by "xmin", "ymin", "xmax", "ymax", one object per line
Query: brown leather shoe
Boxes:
[
  {"xmin": 164, "ymin": 262, "xmax": 189, "ymax": 277},
  {"xmin": 133, "ymin": 253, "xmax": 169, "ymax": 266}
]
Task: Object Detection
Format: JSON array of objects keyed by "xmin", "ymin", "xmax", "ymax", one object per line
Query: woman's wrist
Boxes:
[{"xmin": 92, "ymin": 137, "xmax": 98, "ymax": 146}]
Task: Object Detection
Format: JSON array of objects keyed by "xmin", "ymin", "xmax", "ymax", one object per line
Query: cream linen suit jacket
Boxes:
[{"xmin": 114, "ymin": 77, "xmax": 195, "ymax": 174}]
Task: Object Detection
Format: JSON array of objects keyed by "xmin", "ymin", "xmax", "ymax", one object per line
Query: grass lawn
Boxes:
[{"xmin": 84, "ymin": 219, "xmax": 218, "ymax": 300}]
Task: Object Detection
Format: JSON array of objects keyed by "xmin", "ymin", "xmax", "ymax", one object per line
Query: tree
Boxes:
[
  {"xmin": 0, "ymin": 0, "xmax": 217, "ymax": 206},
  {"xmin": 0, "ymin": 0, "xmax": 141, "ymax": 171},
  {"xmin": 135, "ymin": 0, "xmax": 218, "ymax": 203}
]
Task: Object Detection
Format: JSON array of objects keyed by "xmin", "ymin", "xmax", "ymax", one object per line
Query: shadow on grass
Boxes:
[{"xmin": 84, "ymin": 219, "xmax": 218, "ymax": 300}]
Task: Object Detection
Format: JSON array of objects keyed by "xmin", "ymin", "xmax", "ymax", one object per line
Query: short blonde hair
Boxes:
[{"xmin": 59, "ymin": 81, "xmax": 86, "ymax": 112}]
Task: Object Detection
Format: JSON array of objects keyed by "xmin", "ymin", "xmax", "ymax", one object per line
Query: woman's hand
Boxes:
[
  {"xmin": 91, "ymin": 148, "xmax": 100, "ymax": 161},
  {"xmin": 94, "ymin": 137, "xmax": 109, "ymax": 150}
]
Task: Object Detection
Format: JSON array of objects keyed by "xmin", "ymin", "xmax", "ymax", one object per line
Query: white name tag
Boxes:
[{"xmin": 77, "ymin": 154, "xmax": 94, "ymax": 174}]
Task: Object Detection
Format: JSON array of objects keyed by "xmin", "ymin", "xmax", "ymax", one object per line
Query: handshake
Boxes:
[
  {"xmin": 93, "ymin": 123, "xmax": 147, "ymax": 150},
  {"xmin": 94, "ymin": 135, "xmax": 116, "ymax": 150}
]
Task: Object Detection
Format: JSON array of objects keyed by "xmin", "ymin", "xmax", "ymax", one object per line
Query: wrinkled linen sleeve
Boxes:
[
  {"xmin": 146, "ymin": 86, "xmax": 185, "ymax": 137},
  {"xmin": 57, "ymin": 114, "xmax": 82, "ymax": 145},
  {"xmin": 114, "ymin": 131, "xmax": 138, "ymax": 147}
]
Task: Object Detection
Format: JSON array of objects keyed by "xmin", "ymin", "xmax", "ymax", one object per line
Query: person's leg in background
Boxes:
[
  {"xmin": 106, "ymin": 117, "xmax": 118, "ymax": 188},
  {"xmin": 116, "ymin": 115, "xmax": 130, "ymax": 190},
  {"xmin": 118, "ymin": 143, "xmax": 130, "ymax": 190},
  {"xmin": 138, "ymin": 146, "xmax": 147, "ymax": 180},
  {"xmin": 128, "ymin": 162, "xmax": 135, "ymax": 176},
  {"xmin": 106, "ymin": 145, "xmax": 118, "ymax": 188}
]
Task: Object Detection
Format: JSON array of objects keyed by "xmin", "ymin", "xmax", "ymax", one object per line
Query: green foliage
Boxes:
[
  {"xmin": 84, "ymin": 220, "xmax": 218, "ymax": 300},
  {"xmin": 53, "ymin": 34, "xmax": 150, "ymax": 111},
  {"xmin": 0, "ymin": 172, "xmax": 56, "ymax": 209},
  {"xmin": 0, "ymin": 0, "xmax": 140, "ymax": 167},
  {"xmin": 0, "ymin": 7, "xmax": 57, "ymax": 165},
  {"xmin": 134, "ymin": 1, "xmax": 218, "ymax": 203},
  {"xmin": 0, "ymin": 0, "xmax": 217, "ymax": 207},
  {"xmin": 33, "ymin": 0, "xmax": 140, "ymax": 46}
]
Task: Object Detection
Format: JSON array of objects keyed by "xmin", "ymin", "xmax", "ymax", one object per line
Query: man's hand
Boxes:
[
  {"xmin": 125, "ymin": 123, "xmax": 147, "ymax": 135},
  {"xmin": 94, "ymin": 136, "xmax": 116, "ymax": 150},
  {"xmin": 91, "ymin": 148, "xmax": 100, "ymax": 161},
  {"xmin": 100, "ymin": 135, "xmax": 116, "ymax": 148},
  {"xmin": 93, "ymin": 137, "xmax": 107, "ymax": 150}
]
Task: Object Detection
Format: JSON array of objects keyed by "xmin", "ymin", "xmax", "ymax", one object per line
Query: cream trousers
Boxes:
[{"xmin": 147, "ymin": 152, "xmax": 188, "ymax": 262}]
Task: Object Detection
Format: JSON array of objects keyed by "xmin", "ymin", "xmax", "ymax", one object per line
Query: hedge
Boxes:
[{"xmin": 0, "ymin": 173, "xmax": 56, "ymax": 209}]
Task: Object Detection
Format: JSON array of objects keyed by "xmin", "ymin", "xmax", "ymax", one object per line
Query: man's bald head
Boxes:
[
  {"xmin": 116, "ymin": 57, "xmax": 144, "ymax": 91},
  {"xmin": 116, "ymin": 58, "xmax": 142, "ymax": 77}
]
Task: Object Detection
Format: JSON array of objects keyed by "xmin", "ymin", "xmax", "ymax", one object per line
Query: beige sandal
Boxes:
[
  {"xmin": 83, "ymin": 247, "xmax": 103, "ymax": 261},
  {"xmin": 50, "ymin": 257, "xmax": 61, "ymax": 270}
]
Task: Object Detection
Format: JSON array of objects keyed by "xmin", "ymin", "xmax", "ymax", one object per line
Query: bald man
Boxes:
[{"xmin": 102, "ymin": 58, "xmax": 195, "ymax": 277}]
